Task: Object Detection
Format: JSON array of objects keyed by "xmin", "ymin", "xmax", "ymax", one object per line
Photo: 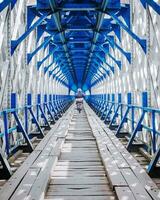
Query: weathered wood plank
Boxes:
[
  {"xmin": 47, "ymin": 185, "xmax": 114, "ymax": 196},
  {"xmin": 10, "ymin": 168, "xmax": 40, "ymax": 200},
  {"xmin": 55, "ymin": 165, "xmax": 104, "ymax": 171},
  {"xmin": 40, "ymin": 137, "xmax": 57, "ymax": 156},
  {"xmin": 50, "ymin": 138, "xmax": 65, "ymax": 157},
  {"xmin": 49, "ymin": 177, "xmax": 109, "ymax": 185},
  {"xmin": 115, "ymin": 187, "xmax": 136, "ymax": 200},
  {"xmin": 0, "ymin": 150, "xmax": 41, "ymax": 200},
  {"xmin": 27, "ymin": 156, "xmax": 58, "ymax": 200},
  {"xmin": 57, "ymin": 161, "xmax": 102, "ymax": 166},
  {"xmin": 45, "ymin": 196, "xmax": 116, "ymax": 200},
  {"xmin": 121, "ymin": 168, "xmax": 152, "ymax": 200},
  {"xmin": 52, "ymin": 170, "xmax": 105, "ymax": 177}
]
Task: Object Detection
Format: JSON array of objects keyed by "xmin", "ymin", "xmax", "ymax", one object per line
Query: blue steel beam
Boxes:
[
  {"xmin": 90, "ymin": 64, "xmax": 108, "ymax": 78},
  {"xmin": 11, "ymin": 12, "xmax": 50, "ymax": 55},
  {"xmin": 0, "ymin": 0, "xmax": 12, "ymax": 12},
  {"xmin": 49, "ymin": 0, "xmax": 78, "ymax": 84},
  {"xmin": 93, "ymin": 53, "xmax": 114, "ymax": 74},
  {"xmin": 108, "ymin": 53, "xmax": 121, "ymax": 70},
  {"xmin": 89, "ymin": 68, "xmax": 104, "ymax": 81},
  {"xmin": 104, "ymin": 11, "xmax": 147, "ymax": 53},
  {"xmin": 37, "ymin": 46, "xmax": 59, "ymax": 69},
  {"xmin": 140, "ymin": 0, "xmax": 160, "ymax": 15},
  {"xmin": 91, "ymin": 58, "xmax": 112, "ymax": 75},
  {"xmin": 99, "ymin": 34, "xmax": 131, "ymax": 63},
  {"xmin": 82, "ymin": 0, "xmax": 108, "ymax": 85},
  {"xmin": 27, "ymin": 35, "xmax": 56, "ymax": 64}
]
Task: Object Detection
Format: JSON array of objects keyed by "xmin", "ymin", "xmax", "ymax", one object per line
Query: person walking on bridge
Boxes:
[{"xmin": 75, "ymin": 88, "xmax": 84, "ymax": 113}]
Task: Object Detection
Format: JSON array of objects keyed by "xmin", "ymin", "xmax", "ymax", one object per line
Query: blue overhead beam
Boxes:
[
  {"xmin": 11, "ymin": 12, "xmax": 50, "ymax": 55},
  {"xmin": 105, "ymin": 11, "xmax": 147, "ymax": 53},
  {"xmin": 140, "ymin": 0, "xmax": 160, "ymax": 14},
  {"xmin": 27, "ymin": 35, "xmax": 56, "ymax": 64},
  {"xmin": 0, "ymin": 0, "xmax": 12, "ymax": 12},
  {"xmin": 49, "ymin": 0, "xmax": 78, "ymax": 84}
]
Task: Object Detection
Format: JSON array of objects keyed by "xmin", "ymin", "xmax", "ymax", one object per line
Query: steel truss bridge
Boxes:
[{"xmin": 0, "ymin": 0, "xmax": 160, "ymax": 199}]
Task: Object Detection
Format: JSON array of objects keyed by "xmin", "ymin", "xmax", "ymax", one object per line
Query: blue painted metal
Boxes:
[
  {"xmin": 11, "ymin": 12, "xmax": 50, "ymax": 55},
  {"xmin": 127, "ymin": 92, "xmax": 148, "ymax": 150},
  {"xmin": 27, "ymin": 94, "xmax": 44, "ymax": 138},
  {"xmin": 105, "ymin": 11, "xmax": 147, "ymax": 53},
  {"xmin": 27, "ymin": 35, "xmax": 56, "ymax": 64},
  {"xmin": 2, "ymin": 0, "xmax": 160, "ymax": 176},
  {"xmin": 37, "ymin": 94, "xmax": 51, "ymax": 129},
  {"xmin": 3, "ymin": 111, "xmax": 10, "ymax": 155},
  {"xmin": 140, "ymin": 0, "xmax": 160, "ymax": 15},
  {"xmin": 147, "ymin": 147, "xmax": 160, "ymax": 175},
  {"xmin": 0, "ymin": 0, "xmax": 12, "ymax": 12},
  {"xmin": 87, "ymin": 92, "xmax": 160, "ymax": 176},
  {"xmin": 0, "ymin": 93, "xmax": 73, "ymax": 159},
  {"xmin": 109, "ymin": 94, "xmax": 122, "ymax": 128},
  {"xmin": 11, "ymin": 93, "xmax": 34, "ymax": 152}
]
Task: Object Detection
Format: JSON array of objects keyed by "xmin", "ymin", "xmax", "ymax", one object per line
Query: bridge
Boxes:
[{"xmin": 0, "ymin": 0, "xmax": 160, "ymax": 199}]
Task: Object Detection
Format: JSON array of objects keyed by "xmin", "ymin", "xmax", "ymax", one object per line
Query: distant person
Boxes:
[{"xmin": 75, "ymin": 89, "xmax": 84, "ymax": 113}]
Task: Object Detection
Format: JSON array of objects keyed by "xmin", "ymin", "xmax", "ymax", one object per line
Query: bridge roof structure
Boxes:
[{"xmin": 7, "ymin": 0, "xmax": 150, "ymax": 91}]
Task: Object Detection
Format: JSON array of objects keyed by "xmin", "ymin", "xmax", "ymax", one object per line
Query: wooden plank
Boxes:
[
  {"xmin": 115, "ymin": 187, "xmax": 136, "ymax": 200},
  {"xmin": 55, "ymin": 165, "xmax": 104, "ymax": 171},
  {"xmin": 31, "ymin": 155, "xmax": 53, "ymax": 169},
  {"xmin": 57, "ymin": 161, "xmax": 102, "ymax": 166},
  {"xmin": 52, "ymin": 170, "xmax": 105, "ymax": 177},
  {"xmin": 27, "ymin": 156, "xmax": 58, "ymax": 200},
  {"xmin": 102, "ymin": 138, "xmax": 129, "ymax": 168},
  {"xmin": 0, "ymin": 150, "xmax": 41, "ymax": 200},
  {"xmin": 59, "ymin": 156, "xmax": 101, "ymax": 162},
  {"xmin": 50, "ymin": 138, "xmax": 65, "ymax": 157},
  {"xmin": 66, "ymin": 137, "xmax": 95, "ymax": 141},
  {"xmin": 86, "ymin": 104, "xmax": 160, "ymax": 199},
  {"xmin": 41, "ymin": 137, "xmax": 57, "ymax": 156},
  {"xmin": 60, "ymin": 152, "xmax": 100, "ymax": 158},
  {"xmin": 34, "ymin": 122, "xmax": 61, "ymax": 151},
  {"xmin": 0, "ymin": 105, "xmax": 74, "ymax": 200},
  {"xmin": 55, "ymin": 125, "xmax": 69, "ymax": 137},
  {"xmin": 61, "ymin": 148, "xmax": 98, "ymax": 153},
  {"xmin": 49, "ymin": 177, "xmax": 109, "ymax": 185},
  {"xmin": 121, "ymin": 152, "xmax": 160, "ymax": 200},
  {"xmin": 45, "ymin": 196, "xmax": 116, "ymax": 200},
  {"xmin": 10, "ymin": 168, "xmax": 40, "ymax": 200},
  {"xmin": 45, "ymin": 107, "xmax": 117, "ymax": 200},
  {"xmin": 94, "ymin": 119, "xmax": 160, "ymax": 198},
  {"xmin": 48, "ymin": 184, "xmax": 112, "ymax": 191},
  {"xmin": 95, "ymin": 138, "xmax": 127, "ymax": 188},
  {"xmin": 121, "ymin": 168, "xmax": 152, "ymax": 200},
  {"xmin": 47, "ymin": 184, "xmax": 114, "ymax": 196}
]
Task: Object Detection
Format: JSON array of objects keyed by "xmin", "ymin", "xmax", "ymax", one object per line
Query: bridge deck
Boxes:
[
  {"xmin": 45, "ymin": 110, "xmax": 116, "ymax": 200},
  {"xmin": 0, "ymin": 103, "xmax": 160, "ymax": 200}
]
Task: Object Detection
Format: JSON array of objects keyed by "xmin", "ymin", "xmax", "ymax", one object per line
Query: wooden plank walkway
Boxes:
[
  {"xmin": 0, "ymin": 103, "xmax": 160, "ymax": 200},
  {"xmin": 45, "ymin": 110, "xmax": 116, "ymax": 200}
]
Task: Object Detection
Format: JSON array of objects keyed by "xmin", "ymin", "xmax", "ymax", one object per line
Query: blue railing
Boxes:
[
  {"xmin": 0, "ymin": 92, "xmax": 74, "ymax": 177},
  {"xmin": 86, "ymin": 92, "xmax": 160, "ymax": 176}
]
